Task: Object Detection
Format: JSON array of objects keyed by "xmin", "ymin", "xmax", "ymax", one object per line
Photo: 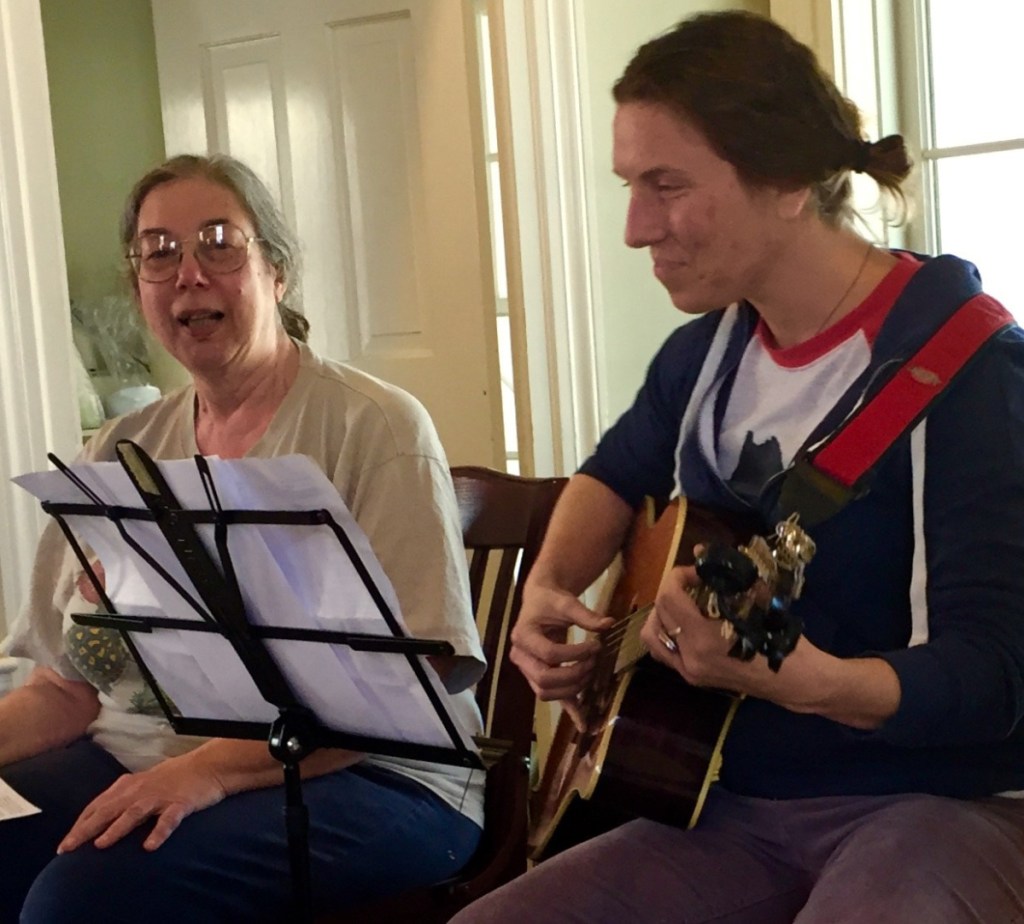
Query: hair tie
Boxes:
[{"xmin": 851, "ymin": 140, "xmax": 873, "ymax": 174}]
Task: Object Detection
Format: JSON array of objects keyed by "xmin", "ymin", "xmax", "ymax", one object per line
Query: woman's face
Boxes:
[
  {"xmin": 613, "ymin": 101, "xmax": 802, "ymax": 315},
  {"xmin": 132, "ymin": 176, "xmax": 285, "ymax": 378}
]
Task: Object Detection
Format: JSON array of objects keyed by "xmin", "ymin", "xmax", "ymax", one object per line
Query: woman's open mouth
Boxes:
[{"xmin": 177, "ymin": 310, "xmax": 225, "ymax": 332}]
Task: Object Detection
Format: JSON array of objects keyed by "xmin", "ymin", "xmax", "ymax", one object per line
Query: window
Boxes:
[
  {"xmin": 475, "ymin": 4, "xmax": 520, "ymax": 474},
  {"xmin": 896, "ymin": 1, "xmax": 1024, "ymax": 315}
]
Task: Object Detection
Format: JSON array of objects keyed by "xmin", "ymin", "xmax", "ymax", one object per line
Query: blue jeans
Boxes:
[{"xmin": 0, "ymin": 738, "xmax": 480, "ymax": 923}]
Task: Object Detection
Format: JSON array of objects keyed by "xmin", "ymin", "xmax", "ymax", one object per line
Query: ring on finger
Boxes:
[{"xmin": 656, "ymin": 630, "xmax": 678, "ymax": 653}]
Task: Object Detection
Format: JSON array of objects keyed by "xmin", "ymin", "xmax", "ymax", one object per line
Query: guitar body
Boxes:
[{"xmin": 529, "ymin": 498, "xmax": 756, "ymax": 861}]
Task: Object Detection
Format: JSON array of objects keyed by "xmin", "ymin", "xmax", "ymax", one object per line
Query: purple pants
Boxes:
[{"xmin": 452, "ymin": 787, "xmax": 1024, "ymax": 923}]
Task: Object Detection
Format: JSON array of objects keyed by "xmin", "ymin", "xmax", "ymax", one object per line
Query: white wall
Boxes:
[{"xmin": 577, "ymin": 0, "xmax": 767, "ymax": 432}]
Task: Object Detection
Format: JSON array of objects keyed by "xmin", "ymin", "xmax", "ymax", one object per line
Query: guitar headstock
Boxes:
[{"xmin": 693, "ymin": 514, "xmax": 815, "ymax": 672}]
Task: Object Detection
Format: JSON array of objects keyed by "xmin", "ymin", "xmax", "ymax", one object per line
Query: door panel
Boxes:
[{"xmin": 151, "ymin": 0, "xmax": 503, "ymax": 466}]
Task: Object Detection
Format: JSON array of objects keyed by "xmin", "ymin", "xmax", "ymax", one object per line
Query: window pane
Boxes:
[
  {"xmin": 488, "ymin": 159, "xmax": 508, "ymax": 302},
  {"xmin": 496, "ymin": 315, "xmax": 518, "ymax": 455},
  {"xmin": 929, "ymin": 3, "xmax": 1024, "ymax": 148},
  {"xmin": 478, "ymin": 9, "xmax": 498, "ymax": 154},
  {"xmin": 935, "ymin": 149, "xmax": 1023, "ymax": 317}
]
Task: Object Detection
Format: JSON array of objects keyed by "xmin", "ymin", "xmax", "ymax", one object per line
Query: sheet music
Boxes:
[
  {"xmin": 0, "ymin": 778, "xmax": 41, "ymax": 822},
  {"xmin": 15, "ymin": 455, "xmax": 477, "ymax": 755}
]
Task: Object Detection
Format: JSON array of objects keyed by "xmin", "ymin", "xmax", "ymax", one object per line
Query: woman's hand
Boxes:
[
  {"xmin": 57, "ymin": 756, "xmax": 226, "ymax": 854},
  {"xmin": 76, "ymin": 560, "xmax": 106, "ymax": 605},
  {"xmin": 509, "ymin": 582, "xmax": 613, "ymax": 730}
]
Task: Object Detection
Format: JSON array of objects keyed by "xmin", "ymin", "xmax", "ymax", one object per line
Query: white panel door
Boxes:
[{"xmin": 151, "ymin": 0, "xmax": 503, "ymax": 467}]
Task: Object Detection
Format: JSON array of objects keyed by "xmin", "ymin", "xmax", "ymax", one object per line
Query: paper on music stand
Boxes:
[
  {"xmin": 15, "ymin": 455, "xmax": 477, "ymax": 755},
  {"xmin": 0, "ymin": 778, "xmax": 41, "ymax": 822}
]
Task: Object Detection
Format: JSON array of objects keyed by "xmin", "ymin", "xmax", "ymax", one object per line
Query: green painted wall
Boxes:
[
  {"xmin": 40, "ymin": 0, "xmax": 165, "ymax": 303},
  {"xmin": 40, "ymin": 0, "xmax": 192, "ymax": 396}
]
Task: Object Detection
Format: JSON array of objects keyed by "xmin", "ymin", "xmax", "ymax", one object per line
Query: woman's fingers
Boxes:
[{"xmin": 76, "ymin": 560, "xmax": 106, "ymax": 605}]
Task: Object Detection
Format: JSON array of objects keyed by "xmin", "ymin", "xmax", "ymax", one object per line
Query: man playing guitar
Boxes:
[{"xmin": 453, "ymin": 11, "xmax": 1024, "ymax": 924}]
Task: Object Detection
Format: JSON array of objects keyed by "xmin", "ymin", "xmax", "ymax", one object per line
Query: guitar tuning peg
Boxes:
[{"xmin": 695, "ymin": 543, "xmax": 758, "ymax": 596}]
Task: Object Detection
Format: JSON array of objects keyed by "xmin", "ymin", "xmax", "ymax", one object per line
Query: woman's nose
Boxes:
[{"xmin": 175, "ymin": 244, "xmax": 209, "ymax": 286}]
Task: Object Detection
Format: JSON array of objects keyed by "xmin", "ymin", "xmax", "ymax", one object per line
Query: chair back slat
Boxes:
[
  {"xmin": 451, "ymin": 467, "xmax": 566, "ymax": 758},
  {"xmin": 465, "ymin": 546, "xmax": 490, "ymax": 613},
  {"xmin": 474, "ymin": 546, "xmax": 520, "ymax": 732},
  {"xmin": 333, "ymin": 465, "xmax": 567, "ymax": 924}
]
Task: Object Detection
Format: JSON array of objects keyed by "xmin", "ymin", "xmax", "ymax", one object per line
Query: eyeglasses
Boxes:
[{"xmin": 128, "ymin": 222, "xmax": 263, "ymax": 283}]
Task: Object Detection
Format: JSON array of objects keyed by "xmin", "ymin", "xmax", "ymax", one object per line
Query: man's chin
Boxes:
[{"xmin": 666, "ymin": 290, "xmax": 717, "ymax": 316}]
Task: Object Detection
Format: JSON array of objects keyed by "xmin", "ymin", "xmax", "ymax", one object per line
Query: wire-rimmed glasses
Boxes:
[{"xmin": 128, "ymin": 222, "xmax": 262, "ymax": 283}]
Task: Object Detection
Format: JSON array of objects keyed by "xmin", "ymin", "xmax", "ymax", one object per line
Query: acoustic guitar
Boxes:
[{"xmin": 528, "ymin": 496, "xmax": 814, "ymax": 861}]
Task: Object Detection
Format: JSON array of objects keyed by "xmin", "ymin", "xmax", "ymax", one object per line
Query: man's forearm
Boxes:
[
  {"xmin": 797, "ymin": 655, "xmax": 901, "ymax": 731},
  {"xmin": 526, "ymin": 474, "xmax": 635, "ymax": 596}
]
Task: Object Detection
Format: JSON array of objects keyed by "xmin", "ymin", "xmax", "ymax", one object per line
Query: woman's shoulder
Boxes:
[
  {"xmin": 293, "ymin": 343, "xmax": 441, "ymax": 454},
  {"xmin": 82, "ymin": 386, "xmax": 194, "ymax": 462},
  {"xmin": 298, "ymin": 343, "xmax": 420, "ymax": 403}
]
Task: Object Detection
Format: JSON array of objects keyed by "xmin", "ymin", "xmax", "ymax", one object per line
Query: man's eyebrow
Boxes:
[
  {"xmin": 641, "ymin": 167, "xmax": 688, "ymax": 182},
  {"xmin": 613, "ymin": 166, "xmax": 688, "ymax": 183}
]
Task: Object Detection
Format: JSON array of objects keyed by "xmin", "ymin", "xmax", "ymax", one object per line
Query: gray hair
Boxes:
[{"xmin": 120, "ymin": 153, "xmax": 309, "ymax": 341}]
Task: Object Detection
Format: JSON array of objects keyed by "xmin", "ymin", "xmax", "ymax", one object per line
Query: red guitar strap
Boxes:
[{"xmin": 780, "ymin": 294, "xmax": 1015, "ymax": 526}]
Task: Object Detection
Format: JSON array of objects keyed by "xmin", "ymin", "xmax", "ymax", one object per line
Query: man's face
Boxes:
[{"xmin": 613, "ymin": 101, "xmax": 794, "ymax": 315}]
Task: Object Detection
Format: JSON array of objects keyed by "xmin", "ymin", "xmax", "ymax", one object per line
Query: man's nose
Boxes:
[{"xmin": 624, "ymin": 192, "xmax": 666, "ymax": 249}]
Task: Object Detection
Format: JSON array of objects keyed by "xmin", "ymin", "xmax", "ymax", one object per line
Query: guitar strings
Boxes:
[
  {"xmin": 579, "ymin": 607, "xmax": 651, "ymax": 727},
  {"xmin": 596, "ymin": 604, "xmax": 652, "ymax": 671}
]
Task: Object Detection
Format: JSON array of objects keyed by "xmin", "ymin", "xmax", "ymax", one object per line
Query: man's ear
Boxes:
[{"xmin": 776, "ymin": 185, "xmax": 812, "ymax": 221}]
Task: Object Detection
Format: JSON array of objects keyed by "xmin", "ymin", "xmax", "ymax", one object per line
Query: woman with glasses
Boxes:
[{"xmin": 0, "ymin": 154, "xmax": 485, "ymax": 923}]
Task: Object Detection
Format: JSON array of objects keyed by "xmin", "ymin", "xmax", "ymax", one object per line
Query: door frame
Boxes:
[{"xmin": 0, "ymin": 0, "xmax": 79, "ymax": 639}]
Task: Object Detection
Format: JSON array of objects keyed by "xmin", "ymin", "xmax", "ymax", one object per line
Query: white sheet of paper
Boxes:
[
  {"xmin": 0, "ymin": 777, "xmax": 41, "ymax": 821},
  {"xmin": 15, "ymin": 454, "xmax": 477, "ymax": 757}
]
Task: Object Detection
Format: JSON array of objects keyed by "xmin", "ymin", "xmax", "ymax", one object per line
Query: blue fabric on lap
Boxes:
[{"xmin": 1, "ymin": 739, "xmax": 480, "ymax": 923}]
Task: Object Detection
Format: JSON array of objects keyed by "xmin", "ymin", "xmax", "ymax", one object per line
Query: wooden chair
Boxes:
[{"xmin": 325, "ymin": 466, "xmax": 567, "ymax": 923}]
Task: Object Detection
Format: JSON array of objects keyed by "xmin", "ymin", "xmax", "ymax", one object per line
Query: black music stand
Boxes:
[{"xmin": 34, "ymin": 440, "xmax": 483, "ymax": 924}]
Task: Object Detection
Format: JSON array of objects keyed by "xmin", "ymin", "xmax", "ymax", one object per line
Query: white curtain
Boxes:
[{"xmin": 0, "ymin": 0, "xmax": 79, "ymax": 642}]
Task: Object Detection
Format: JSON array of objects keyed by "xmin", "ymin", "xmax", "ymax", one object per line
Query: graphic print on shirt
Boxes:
[
  {"xmin": 716, "ymin": 331, "xmax": 873, "ymax": 503},
  {"xmin": 728, "ymin": 431, "xmax": 784, "ymax": 501},
  {"xmin": 714, "ymin": 254, "xmax": 922, "ymax": 503},
  {"xmin": 62, "ymin": 585, "xmax": 170, "ymax": 719}
]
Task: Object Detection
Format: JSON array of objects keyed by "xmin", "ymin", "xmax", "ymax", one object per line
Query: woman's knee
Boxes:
[{"xmin": 19, "ymin": 843, "xmax": 156, "ymax": 924}]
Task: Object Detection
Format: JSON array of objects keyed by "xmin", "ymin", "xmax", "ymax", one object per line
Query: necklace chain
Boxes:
[{"xmin": 814, "ymin": 241, "xmax": 874, "ymax": 336}]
